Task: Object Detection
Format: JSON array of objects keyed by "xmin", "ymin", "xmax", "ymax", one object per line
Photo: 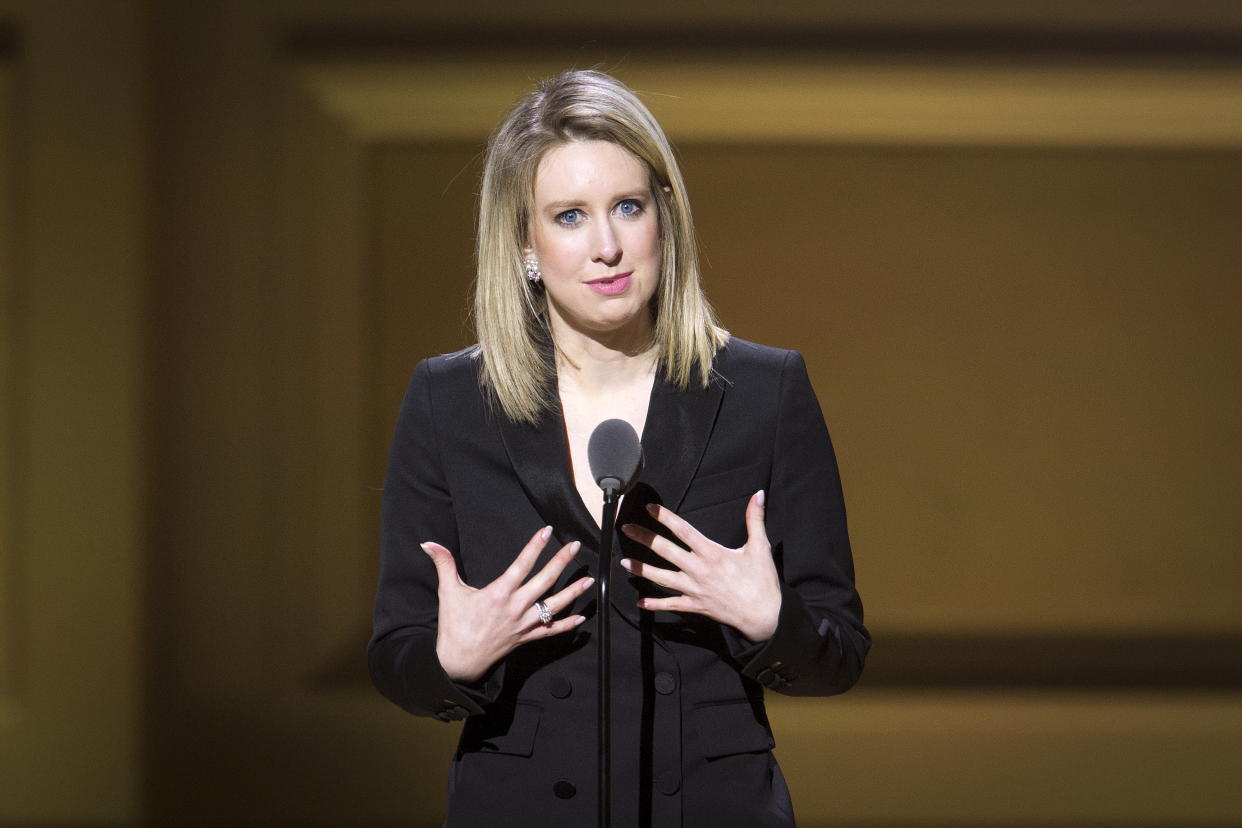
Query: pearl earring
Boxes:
[{"xmin": 524, "ymin": 257, "xmax": 542, "ymax": 284}]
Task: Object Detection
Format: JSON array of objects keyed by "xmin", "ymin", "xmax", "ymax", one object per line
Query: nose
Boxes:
[{"xmin": 591, "ymin": 218, "xmax": 622, "ymax": 267}]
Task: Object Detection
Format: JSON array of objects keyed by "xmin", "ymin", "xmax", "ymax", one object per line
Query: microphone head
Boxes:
[{"xmin": 587, "ymin": 419, "xmax": 644, "ymax": 495}]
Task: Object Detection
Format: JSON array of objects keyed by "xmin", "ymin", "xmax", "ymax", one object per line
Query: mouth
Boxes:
[{"xmin": 585, "ymin": 272, "xmax": 633, "ymax": 296}]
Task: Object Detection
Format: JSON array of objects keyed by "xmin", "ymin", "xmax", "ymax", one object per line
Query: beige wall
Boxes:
[
  {"xmin": 0, "ymin": 2, "xmax": 145, "ymax": 823},
  {"xmin": 1, "ymin": 1, "xmax": 1240, "ymax": 825}
]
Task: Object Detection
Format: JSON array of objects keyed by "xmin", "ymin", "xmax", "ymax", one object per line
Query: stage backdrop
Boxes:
[{"xmin": 2, "ymin": 2, "xmax": 1241, "ymax": 826}]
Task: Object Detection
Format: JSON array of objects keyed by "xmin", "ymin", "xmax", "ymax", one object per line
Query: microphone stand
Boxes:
[
  {"xmin": 597, "ymin": 482, "xmax": 620, "ymax": 828},
  {"xmin": 587, "ymin": 418, "xmax": 642, "ymax": 828}
]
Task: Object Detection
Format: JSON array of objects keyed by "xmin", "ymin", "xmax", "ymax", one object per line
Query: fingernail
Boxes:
[
  {"xmin": 569, "ymin": 541, "xmax": 581, "ymax": 555},
  {"xmin": 620, "ymin": 523, "xmax": 634, "ymax": 535},
  {"xmin": 619, "ymin": 558, "xmax": 632, "ymax": 570},
  {"xmin": 420, "ymin": 542, "xmax": 433, "ymax": 556},
  {"xmin": 581, "ymin": 577, "xmax": 595, "ymax": 590},
  {"xmin": 540, "ymin": 525, "xmax": 553, "ymax": 541},
  {"xmin": 636, "ymin": 598, "xmax": 648, "ymax": 609},
  {"xmin": 645, "ymin": 503, "xmax": 658, "ymax": 516},
  {"xmin": 755, "ymin": 489, "xmax": 766, "ymax": 506},
  {"xmin": 573, "ymin": 615, "xmax": 586, "ymax": 626}
]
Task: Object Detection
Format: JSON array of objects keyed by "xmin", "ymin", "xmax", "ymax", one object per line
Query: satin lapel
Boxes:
[
  {"xmin": 494, "ymin": 405, "xmax": 599, "ymax": 560},
  {"xmin": 636, "ymin": 372, "xmax": 726, "ymax": 513}
]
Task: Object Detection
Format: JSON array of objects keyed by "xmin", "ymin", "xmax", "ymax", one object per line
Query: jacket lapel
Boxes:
[
  {"xmin": 612, "ymin": 368, "xmax": 726, "ymax": 625},
  {"xmin": 633, "ymin": 370, "xmax": 726, "ymax": 513},
  {"xmin": 494, "ymin": 402, "xmax": 598, "ymax": 554}
]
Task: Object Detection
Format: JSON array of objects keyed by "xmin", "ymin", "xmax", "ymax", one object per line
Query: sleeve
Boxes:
[
  {"xmin": 727, "ymin": 349, "xmax": 871, "ymax": 696},
  {"xmin": 367, "ymin": 359, "xmax": 501, "ymax": 721}
]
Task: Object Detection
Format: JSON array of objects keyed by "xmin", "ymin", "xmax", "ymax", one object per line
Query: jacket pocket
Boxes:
[
  {"xmin": 680, "ymin": 462, "xmax": 763, "ymax": 514},
  {"xmin": 691, "ymin": 698, "xmax": 775, "ymax": 760},
  {"xmin": 459, "ymin": 700, "xmax": 542, "ymax": 758}
]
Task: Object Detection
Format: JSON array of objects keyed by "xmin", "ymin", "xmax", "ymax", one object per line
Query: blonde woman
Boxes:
[{"xmin": 369, "ymin": 69, "xmax": 868, "ymax": 827}]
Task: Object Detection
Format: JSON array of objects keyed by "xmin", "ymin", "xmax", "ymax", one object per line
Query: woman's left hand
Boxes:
[{"xmin": 619, "ymin": 490, "xmax": 781, "ymax": 643}]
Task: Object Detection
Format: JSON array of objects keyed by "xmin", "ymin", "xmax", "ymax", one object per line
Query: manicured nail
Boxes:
[
  {"xmin": 568, "ymin": 541, "xmax": 581, "ymax": 555},
  {"xmin": 540, "ymin": 525, "xmax": 553, "ymax": 541},
  {"xmin": 645, "ymin": 503, "xmax": 658, "ymax": 516},
  {"xmin": 573, "ymin": 615, "xmax": 586, "ymax": 626},
  {"xmin": 581, "ymin": 577, "xmax": 595, "ymax": 590},
  {"xmin": 636, "ymin": 598, "xmax": 648, "ymax": 609},
  {"xmin": 420, "ymin": 542, "xmax": 433, "ymax": 556},
  {"xmin": 755, "ymin": 489, "xmax": 766, "ymax": 506},
  {"xmin": 619, "ymin": 558, "xmax": 632, "ymax": 570}
]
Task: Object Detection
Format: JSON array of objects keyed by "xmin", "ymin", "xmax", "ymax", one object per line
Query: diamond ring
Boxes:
[{"xmin": 534, "ymin": 600, "xmax": 553, "ymax": 626}]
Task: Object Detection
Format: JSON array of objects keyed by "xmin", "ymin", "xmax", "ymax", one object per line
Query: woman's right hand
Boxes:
[{"xmin": 422, "ymin": 526, "xmax": 593, "ymax": 684}]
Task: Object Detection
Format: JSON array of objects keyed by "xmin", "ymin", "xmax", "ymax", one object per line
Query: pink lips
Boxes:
[{"xmin": 586, "ymin": 272, "xmax": 632, "ymax": 296}]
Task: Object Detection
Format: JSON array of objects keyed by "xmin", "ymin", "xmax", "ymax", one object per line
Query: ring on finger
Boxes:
[{"xmin": 534, "ymin": 600, "xmax": 553, "ymax": 626}]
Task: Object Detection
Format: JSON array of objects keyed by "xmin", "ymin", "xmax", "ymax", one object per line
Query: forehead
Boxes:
[{"xmin": 533, "ymin": 140, "xmax": 648, "ymax": 200}]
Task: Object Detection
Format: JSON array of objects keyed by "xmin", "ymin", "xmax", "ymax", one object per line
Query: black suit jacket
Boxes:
[{"xmin": 369, "ymin": 338, "xmax": 869, "ymax": 827}]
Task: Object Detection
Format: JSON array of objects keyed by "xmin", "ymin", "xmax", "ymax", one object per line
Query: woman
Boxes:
[{"xmin": 369, "ymin": 69, "xmax": 868, "ymax": 827}]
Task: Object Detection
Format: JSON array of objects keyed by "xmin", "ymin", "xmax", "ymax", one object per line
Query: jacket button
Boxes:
[
  {"xmin": 654, "ymin": 672, "xmax": 677, "ymax": 694},
  {"xmin": 553, "ymin": 780, "xmax": 576, "ymax": 799},
  {"xmin": 655, "ymin": 770, "xmax": 681, "ymax": 795},
  {"xmin": 549, "ymin": 675, "xmax": 572, "ymax": 699}
]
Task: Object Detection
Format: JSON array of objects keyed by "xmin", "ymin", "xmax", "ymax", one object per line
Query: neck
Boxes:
[{"xmin": 550, "ymin": 315, "xmax": 657, "ymax": 394}]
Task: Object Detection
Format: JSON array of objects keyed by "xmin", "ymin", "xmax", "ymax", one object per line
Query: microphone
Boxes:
[
  {"xmin": 587, "ymin": 419, "xmax": 644, "ymax": 498},
  {"xmin": 586, "ymin": 418, "xmax": 642, "ymax": 828}
]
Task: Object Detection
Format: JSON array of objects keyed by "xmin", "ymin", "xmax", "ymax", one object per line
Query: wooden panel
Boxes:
[
  {"xmin": 266, "ymin": 60, "xmax": 375, "ymax": 687},
  {"xmin": 297, "ymin": 58, "xmax": 1242, "ymax": 148},
  {"xmin": 0, "ymin": 66, "xmax": 13, "ymax": 703},
  {"xmin": 0, "ymin": 3, "xmax": 143, "ymax": 824},
  {"xmin": 683, "ymin": 144, "xmax": 1242, "ymax": 637},
  {"xmin": 773, "ymin": 691, "xmax": 1242, "ymax": 825}
]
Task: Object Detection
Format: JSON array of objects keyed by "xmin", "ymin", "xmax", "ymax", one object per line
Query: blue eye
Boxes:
[
  {"xmin": 617, "ymin": 199, "xmax": 643, "ymax": 217},
  {"xmin": 555, "ymin": 209, "xmax": 585, "ymax": 227}
]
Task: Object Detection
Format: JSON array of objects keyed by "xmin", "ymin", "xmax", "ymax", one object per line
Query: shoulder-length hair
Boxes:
[{"xmin": 473, "ymin": 69, "xmax": 728, "ymax": 425}]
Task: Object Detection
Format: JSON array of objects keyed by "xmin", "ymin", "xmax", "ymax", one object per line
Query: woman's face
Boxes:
[{"xmin": 528, "ymin": 140, "xmax": 660, "ymax": 342}]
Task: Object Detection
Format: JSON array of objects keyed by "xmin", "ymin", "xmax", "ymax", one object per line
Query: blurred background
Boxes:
[{"xmin": 1, "ymin": 1, "xmax": 1240, "ymax": 825}]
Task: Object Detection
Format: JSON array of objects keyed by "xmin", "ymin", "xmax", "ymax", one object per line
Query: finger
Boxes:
[
  {"xmin": 517, "ymin": 614, "xmax": 586, "ymax": 644},
  {"xmin": 515, "ymin": 541, "xmax": 582, "ymax": 604},
  {"xmin": 619, "ymin": 557, "xmax": 691, "ymax": 594},
  {"xmin": 744, "ymin": 490, "xmax": 770, "ymax": 547},
  {"xmin": 620, "ymin": 523, "xmax": 695, "ymax": 570},
  {"xmin": 518, "ymin": 577, "xmax": 593, "ymax": 631},
  {"xmin": 497, "ymin": 526, "xmax": 553, "ymax": 590},
  {"xmin": 421, "ymin": 542, "xmax": 463, "ymax": 589},
  {"xmin": 531, "ymin": 575, "xmax": 595, "ymax": 618},
  {"xmin": 645, "ymin": 503, "xmax": 711, "ymax": 553},
  {"xmin": 635, "ymin": 595, "xmax": 698, "ymax": 615}
]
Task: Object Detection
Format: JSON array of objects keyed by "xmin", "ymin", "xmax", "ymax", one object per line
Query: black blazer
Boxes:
[{"xmin": 369, "ymin": 338, "xmax": 869, "ymax": 828}]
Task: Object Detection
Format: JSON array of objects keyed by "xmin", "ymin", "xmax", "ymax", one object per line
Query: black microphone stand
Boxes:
[
  {"xmin": 597, "ymin": 482, "xmax": 620, "ymax": 828},
  {"xmin": 587, "ymin": 418, "xmax": 641, "ymax": 828}
]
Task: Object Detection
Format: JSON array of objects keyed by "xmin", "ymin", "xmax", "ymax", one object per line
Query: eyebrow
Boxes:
[{"xmin": 541, "ymin": 192, "xmax": 650, "ymax": 212}]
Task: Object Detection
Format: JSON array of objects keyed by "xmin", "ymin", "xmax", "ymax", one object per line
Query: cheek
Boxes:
[
  {"xmin": 535, "ymin": 236, "xmax": 586, "ymax": 274},
  {"xmin": 627, "ymin": 219, "xmax": 660, "ymax": 260}
]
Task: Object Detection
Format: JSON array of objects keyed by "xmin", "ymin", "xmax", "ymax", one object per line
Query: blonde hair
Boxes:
[{"xmin": 473, "ymin": 69, "xmax": 728, "ymax": 425}]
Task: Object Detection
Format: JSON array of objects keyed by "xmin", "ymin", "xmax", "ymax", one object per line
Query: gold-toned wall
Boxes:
[
  {"xmin": 2, "ymin": 0, "xmax": 1241, "ymax": 825},
  {"xmin": 0, "ymin": 1, "xmax": 145, "ymax": 823}
]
